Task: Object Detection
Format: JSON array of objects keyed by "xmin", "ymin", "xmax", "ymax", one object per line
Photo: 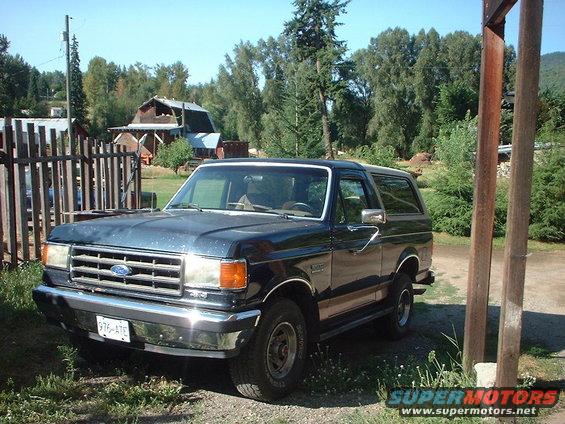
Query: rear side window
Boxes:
[{"xmin": 373, "ymin": 175, "xmax": 422, "ymax": 215}]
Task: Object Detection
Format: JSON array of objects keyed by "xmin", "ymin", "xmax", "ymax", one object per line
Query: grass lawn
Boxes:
[
  {"xmin": 142, "ymin": 172, "xmax": 188, "ymax": 209},
  {"xmin": 433, "ymin": 232, "xmax": 565, "ymax": 252}
]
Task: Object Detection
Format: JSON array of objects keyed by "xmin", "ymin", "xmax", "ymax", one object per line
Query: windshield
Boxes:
[{"xmin": 166, "ymin": 165, "xmax": 330, "ymax": 219}]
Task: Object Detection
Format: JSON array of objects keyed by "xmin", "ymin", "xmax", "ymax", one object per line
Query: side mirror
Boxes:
[{"xmin": 361, "ymin": 209, "xmax": 387, "ymax": 225}]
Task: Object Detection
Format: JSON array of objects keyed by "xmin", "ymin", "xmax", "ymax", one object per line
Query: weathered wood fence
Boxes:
[{"xmin": 0, "ymin": 119, "xmax": 142, "ymax": 267}]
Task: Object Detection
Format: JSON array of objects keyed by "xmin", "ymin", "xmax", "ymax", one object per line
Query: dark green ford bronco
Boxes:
[{"xmin": 34, "ymin": 158, "xmax": 434, "ymax": 400}]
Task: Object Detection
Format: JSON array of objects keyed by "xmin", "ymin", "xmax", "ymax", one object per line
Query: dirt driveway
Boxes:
[
  {"xmin": 432, "ymin": 245, "xmax": 565, "ymax": 355},
  {"xmin": 149, "ymin": 245, "xmax": 564, "ymax": 423}
]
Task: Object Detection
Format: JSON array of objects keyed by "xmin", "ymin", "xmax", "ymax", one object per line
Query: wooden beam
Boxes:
[
  {"xmin": 484, "ymin": 0, "xmax": 517, "ymax": 27},
  {"xmin": 463, "ymin": 12, "xmax": 506, "ymax": 372},
  {"xmin": 496, "ymin": 0, "xmax": 544, "ymax": 389}
]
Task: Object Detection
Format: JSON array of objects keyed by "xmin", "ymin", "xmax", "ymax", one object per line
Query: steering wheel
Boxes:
[{"xmin": 287, "ymin": 202, "xmax": 315, "ymax": 214}]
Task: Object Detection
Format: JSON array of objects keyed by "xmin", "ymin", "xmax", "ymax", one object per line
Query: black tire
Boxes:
[
  {"xmin": 380, "ymin": 273, "xmax": 414, "ymax": 340},
  {"xmin": 229, "ymin": 298, "xmax": 307, "ymax": 401},
  {"xmin": 69, "ymin": 333, "xmax": 131, "ymax": 364}
]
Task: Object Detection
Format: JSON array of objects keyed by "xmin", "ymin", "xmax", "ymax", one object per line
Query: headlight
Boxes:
[
  {"xmin": 41, "ymin": 243, "xmax": 70, "ymax": 269},
  {"xmin": 184, "ymin": 254, "xmax": 247, "ymax": 290}
]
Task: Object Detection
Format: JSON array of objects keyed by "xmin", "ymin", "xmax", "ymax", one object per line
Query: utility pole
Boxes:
[{"xmin": 64, "ymin": 15, "xmax": 72, "ymax": 144}]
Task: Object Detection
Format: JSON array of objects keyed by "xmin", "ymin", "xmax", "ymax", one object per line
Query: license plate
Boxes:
[{"xmin": 96, "ymin": 316, "xmax": 130, "ymax": 343}]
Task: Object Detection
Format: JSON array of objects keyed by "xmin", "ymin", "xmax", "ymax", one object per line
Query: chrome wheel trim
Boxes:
[
  {"xmin": 397, "ymin": 288, "xmax": 411, "ymax": 327},
  {"xmin": 266, "ymin": 321, "xmax": 297, "ymax": 379}
]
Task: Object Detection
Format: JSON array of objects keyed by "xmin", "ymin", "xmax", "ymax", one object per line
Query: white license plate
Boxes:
[{"xmin": 96, "ymin": 316, "xmax": 130, "ymax": 343}]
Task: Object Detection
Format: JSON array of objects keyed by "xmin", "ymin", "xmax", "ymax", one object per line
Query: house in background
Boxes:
[
  {"xmin": 0, "ymin": 117, "xmax": 88, "ymax": 148},
  {"xmin": 108, "ymin": 96, "xmax": 224, "ymax": 162}
]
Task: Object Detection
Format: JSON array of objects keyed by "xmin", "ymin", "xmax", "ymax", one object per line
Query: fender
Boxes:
[
  {"xmin": 395, "ymin": 248, "xmax": 420, "ymax": 277},
  {"xmin": 263, "ymin": 275, "xmax": 315, "ymax": 302}
]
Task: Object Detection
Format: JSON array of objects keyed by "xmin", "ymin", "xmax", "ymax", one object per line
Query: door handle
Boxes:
[{"xmin": 350, "ymin": 228, "xmax": 381, "ymax": 255}]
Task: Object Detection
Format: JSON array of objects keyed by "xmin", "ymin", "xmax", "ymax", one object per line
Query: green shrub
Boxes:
[
  {"xmin": 153, "ymin": 138, "xmax": 193, "ymax": 173},
  {"xmin": 529, "ymin": 142, "xmax": 565, "ymax": 242},
  {"xmin": 350, "ymin": 143, "xmax": 397, "ymax": 168},
  {"xmin": 434, "ymin": 113, "xmax": 477, "ymax": 167},
  {"xmin": 424, "ymin": 167, "xmax": 474, "ymax": 236},
  {"xmin": 424, "ymin": 115, "xmax": 510, "ymax": 237},
  {"xmin": 424, "ymin": 165, "xmax": 508, "ymax": 237}
]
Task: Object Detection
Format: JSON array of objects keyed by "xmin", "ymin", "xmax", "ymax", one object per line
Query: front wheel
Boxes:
[
  {"xmin": 380, "ymin": 273, "xmax": 414, "ymax": 340},
  {"xmin": 229, "ymin": 298, "xmax": 307, "ymax": 401}
]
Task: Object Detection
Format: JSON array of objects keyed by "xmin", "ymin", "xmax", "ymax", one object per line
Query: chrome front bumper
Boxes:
[{"xmin": 33, "ymin": 285, "xmax": 260, "ymax": 358}]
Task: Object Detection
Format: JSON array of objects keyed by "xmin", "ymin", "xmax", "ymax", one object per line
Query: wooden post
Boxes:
[
  {"xmin": 135, "ymin": 152, "xmax": 141, "ymax": 209},
  {"xmin": 102, "ymin": 142, "xmax": 111, "ymax": 209},
  {"xmin": 68, "ymin": 135, "xmax": 79, "ymax": 219},
  {"xmin": 3, "ymin": 124, "xmax": 17, "ymax": 266},
  {"xmin": 496, "ymin": 0, "xmax": 544, "ymax": 388},
  {"xmin": 59, "ymin": 131, "xmax": 70, "ymax": 223},
  {"xmin": 463, "ymin": 5, "xmax": 506, "ymax": 372},
  {"xmin": 50, "ymin": 129, "xmax": 62, "ymax": 226},
  {"xmin": 94, "ymin": 140, "xmax": 103, "ymax": 209},
  {"xmin": 125, "ymin": 151, "xmax": 133, "ymax": 208},
  {"xmin": 14, "ymin": 121, "xmax": 29, "ymax": 262},
  {"xmin": 113, "ymin": 144, "xmax": 121, "ymax": 208},
  {"xmin": 78, "ymin": 136, "xmax": 87, "ymax": 211},
  {"xmin": 27, "ymin": 124, "xmax": 42, "ymax": 259},
  {"xmin": 38, "ymin": 127, "xmax": 52, "ymax": 238},
  {"xmin": 83, "ymin": 138, "xmax": 94, "ymax": 211}
]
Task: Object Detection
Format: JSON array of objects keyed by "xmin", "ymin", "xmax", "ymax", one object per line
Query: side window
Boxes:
[
  {"xmin": 336, "ymin": 179, "xmax": 369, "ymax": 225},
  {"xmin": 373, "ymin": 175, "xmax": 422, "ymax": 215}
]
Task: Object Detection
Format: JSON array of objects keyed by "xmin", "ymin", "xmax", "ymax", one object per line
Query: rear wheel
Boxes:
[
  {"xmin": 379, "ymin": 273, "xmax": 414, "ymax": 340},
  {"xmin": 229, "ymin": 298, "xmax": 307, "ymax": 401}
]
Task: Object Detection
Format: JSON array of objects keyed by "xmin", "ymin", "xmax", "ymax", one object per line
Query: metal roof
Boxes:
[
  {"xmin": 0, "ymin": 117, "xmax": 78, "ymax": 132},
  {"xmin": 108, "ymin": 123, "xmax": 182, "ymax": 132},
  {"xmin": 140, "ymin": 96, "xmax": 209, "ymax": 113},
  {"xmin": 186, "ymin": 132, "xmax": 221, "ymax": 149}
]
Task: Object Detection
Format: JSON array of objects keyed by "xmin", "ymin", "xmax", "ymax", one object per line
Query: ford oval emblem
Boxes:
[{"xmin": 110, "ymin": 264, "xmax": 132, "ymax": 277}]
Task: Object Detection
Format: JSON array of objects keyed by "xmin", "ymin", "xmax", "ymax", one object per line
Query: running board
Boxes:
[
  {"xmin": 318, "ymin": 307, "xmax": 394, "ymax": 341},
  {"xmin": 414, "ymin": 287, "xmax": 427, "ymax": 295}
]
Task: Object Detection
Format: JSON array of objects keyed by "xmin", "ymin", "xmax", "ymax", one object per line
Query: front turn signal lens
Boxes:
[
  {"xmin": 219, "ymin": 260, "xmax": 247, "ymax": 289},
  {"xmin": 41, "ymin": 243, "xmax": 71, "ymax": 269}
]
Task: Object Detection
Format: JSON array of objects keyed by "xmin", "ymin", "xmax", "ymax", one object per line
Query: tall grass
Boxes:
[
  {"xmin": 305, "ymin": 332, "xmax": 473, "ymax": 399},
  {"xmin": 0, "ymin": 262, "xmax": 43, "ymax": 320}
]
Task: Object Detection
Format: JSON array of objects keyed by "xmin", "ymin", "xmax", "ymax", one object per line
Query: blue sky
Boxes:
[{"xmin": 2, "ymin": 0, "xmax": 564, "ymax": 84}]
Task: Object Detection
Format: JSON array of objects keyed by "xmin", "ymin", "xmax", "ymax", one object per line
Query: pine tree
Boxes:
[
  {"xmin": 70, "ymin": 35, "xmax": 87, "ymax": 124},
  {"xmin": 285, "ymin": 0, "xmax": 350, "ymax": 159},
  {"xmin": 263, "ymin": 61, "xmax": 323, "ymax": 158}
]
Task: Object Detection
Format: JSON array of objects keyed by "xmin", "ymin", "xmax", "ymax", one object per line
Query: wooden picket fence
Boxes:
[{"xmin": 0, "ymin": 119, "xmax": 142, "ymax": 267}]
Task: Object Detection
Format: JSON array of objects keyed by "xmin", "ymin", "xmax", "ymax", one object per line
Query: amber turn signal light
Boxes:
[{"xmin": 219, "ymin": 260, "xmax": 247, "ymax": 289}]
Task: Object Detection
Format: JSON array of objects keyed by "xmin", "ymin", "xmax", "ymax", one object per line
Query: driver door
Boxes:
[{"xmin": 329, "ymin": 172, "xmax": 383, "ymax": 317}]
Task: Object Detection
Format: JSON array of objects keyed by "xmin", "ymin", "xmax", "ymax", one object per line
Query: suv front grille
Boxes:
[{"xmin": 70, "ymin": 246, "xmax": 184, "ymax": 296}]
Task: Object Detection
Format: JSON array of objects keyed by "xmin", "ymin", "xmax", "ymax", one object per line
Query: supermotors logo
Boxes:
[{"xmin": 386, "ymin": 388, "xmax": 560, "ymax": 417}]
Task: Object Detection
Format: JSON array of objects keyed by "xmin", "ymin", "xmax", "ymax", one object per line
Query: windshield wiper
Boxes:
[{"xmin": 167, "ymin": 202, "xmax": 202, "ymax": 211}]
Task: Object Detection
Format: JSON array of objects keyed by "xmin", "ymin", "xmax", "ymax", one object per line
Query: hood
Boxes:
[{"xmin": 48, "ymin": 210, "xmax": 327, "ymax": 258}]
